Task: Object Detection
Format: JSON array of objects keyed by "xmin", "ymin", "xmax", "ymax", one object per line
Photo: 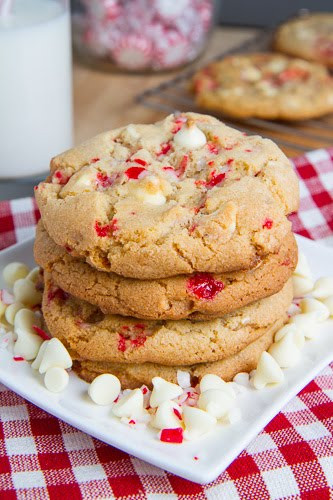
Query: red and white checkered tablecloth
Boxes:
[{"xmin": 0, "ymin": 149, "xmax": 333, "ymax": 499}]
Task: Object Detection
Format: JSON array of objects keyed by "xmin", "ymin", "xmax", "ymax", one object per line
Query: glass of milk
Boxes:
[{"xmin": 0, "ymin": 0, "xmax": 73, "ymax": 179}]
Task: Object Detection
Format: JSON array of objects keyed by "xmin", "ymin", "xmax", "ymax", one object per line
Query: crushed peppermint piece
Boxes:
[
  {"xmin": 263, "ymin": 218, "xmax": 273, "ymax": 229},
  {"xmin": 178, "ymin": 155, "xmax": 189, "ymax": 177},
  {"xmin": 47, "ymin": 287, "xmax": 69, "ymax": 303},
  {"xmin": 173, "ymin": 408, "xmax": 182, "ymax": 420},
  {"xmin": 206, "ymin": 171, "xmax": 226, "ymax": 188},
  {"xmin": 96, "ymin": 172, "xmax": 115, "ymax": 189},
  {"xmin": 13, "ymin": 356, "xmax": 25, "ymax": 362},
  {"xmin": 125, "ymin": 166, "xmax": 146, "ymax": 179},
  {"xmin": 32, "ymin": 325, "xmax": 50, "ymax": 340},
  {"xmin": 159, "ymin": 428, "xmax": 183, "ymax": 444},
  {"xmin": 94, "ymin": 219, "xmax": 118, "ymax": 237},
  {"xmin": 129, "ymin": 419, "xmax": 136, "ymax": 425},
  {"xmin": 91, "ymin": 158, "xmax": 100, "ymax": 163},
  {"xmin": 53, "ymin": 170, "xmax": 70, "ymax": 185},
  {"xmin": 194, "ymin": 456, "xmax": 199, "ymax": 460},
  {"xmin": 133, "ymin": 158, "xmax": 147, "ymax": 166},
  {"xmin": 157, "ymin": 142, "xmax": 172, "ymax": 156},
  {"xmin": 207, "ymin": 142, "xmax": 219, "ymax": 154},
  {"xmin": 187, "ymin": 273, "xmax": 224, "ymax": 300}
]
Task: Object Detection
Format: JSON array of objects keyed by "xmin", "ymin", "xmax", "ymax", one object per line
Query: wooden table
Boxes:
[{"xmin": 73, "ymin": 26, "xmax": 332, "ymax": 158}]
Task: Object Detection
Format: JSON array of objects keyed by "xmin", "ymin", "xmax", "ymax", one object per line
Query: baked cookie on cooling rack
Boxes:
[
  {"xmin": 35, "ymin": 112, "xmax": 298, "ymax": 279},
  {"xmin": 274, "ymin": 13, "xmax": 333, "ymax": 68},
  {"xmin": 192, "ymin": 53, "xmax": 333, "ymax": 120}
]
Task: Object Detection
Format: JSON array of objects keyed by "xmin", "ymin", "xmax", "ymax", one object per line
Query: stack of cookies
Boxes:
[{"xmin": 34, "ymin": 112, "xmax": 299, "ymax": 389}]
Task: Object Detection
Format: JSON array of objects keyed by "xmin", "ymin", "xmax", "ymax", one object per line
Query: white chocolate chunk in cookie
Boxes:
[{"xmin": 173, "ymin": 121, "xmax": 207, "ymax": 150}]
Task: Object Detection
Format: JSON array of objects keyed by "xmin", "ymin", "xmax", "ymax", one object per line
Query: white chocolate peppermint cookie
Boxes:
[
  {"xmin": 42, "ymin": 273, "xmax": 292, "ymax": 366},
  {"xmin": 192, "ymin": 53, "xmax": 333, "ymax": 120},
  {"xmin": 35, "ymin": 222, "xmax": 297, "ymax": 320},
  {"xmin": 274, "ymin": 13, "xmax": 333, "ymax": 69},
  {"xmin": 35, "ymin": 112, "xmax": 298, "ymax": 279}
]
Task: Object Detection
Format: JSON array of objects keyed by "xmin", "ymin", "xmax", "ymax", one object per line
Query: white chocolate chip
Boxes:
[
  {"xmin": 31, "ymin": 341, "xmax": 49, "ymax": 370},
  {"xmin": 14, "ymin": 308, "xmax": 41, "ymax": 335},
  {"xmin": 150, "ymin": 377, "xmax": 183, "ymax": 408},
  {"xmin": 3, "ymin": 262, "xmax": 29, "ymax": 286},
  {"xmin": 233, "ymin": 372, "xmax": 250, "ymax": 388},
  {"xmin": 268, "ymin": 331, "xmax": 301, "ymax": 368},
  {"xmin": 151, "ymin": 400, "xmax": 183, "ymax": 430},
  {"xmin": 176, "ymin": 370, "xmax": 191, "ymax": 389},
  {"xmin": 289, "ymin": 312, "xmax": 319, "ymax": 339},
  {"xmin": 5, "ymin": 302, "xmax": 24, "ymax": 325},
  {"xmin": 312, "ymin": 277, "xmax": 333, "ymax": 300},
  {"xmin": 126, "ymin": 124, "xmax": 140, "ymax": 140},
  {"xmin": 252, "ymin": 352, "xmax": 284, "ymax": 390},
  {"xmin": 322, "ymin": 296, "xmax": 333, "ymax": 316},
  {"xmin": 26, "ymin": 267, "xmax": 40, "ymax": 284},
  {"xmin": 292, "ymin": 275, "xmax": 313, "ymax": 298},
  {"xmin": 294, "ymin": 251, "xmax": 312, "ymax": 279},
  {"xmin": 173, "ymin": 122, "xmax": 207, "ymax": 150},
  {"xmin": 14, "ymin": 327, "xmax": 43, "ymax": 360},
  {"xmin": 112, "ymin": 389, "xmax": 144, "ymax": 418},
  {"xmin": 242, "ymin": 66, "xmax": 262, "ymax": 82},
  {"xmin": 61, "ymin": 167, "xmax": 95, "ymax": 195},
  {"xmin": 199, "ymin": 374, "xmax": 236, "ymax": 398},
  {"xmin": 275, "ymin": 323, "xmax": 305, "ymax": 348},
  {"xmin": 183, "ymin": 406, "xmax": 217, "ymax": 440},
  {"xmin": 198, "ymin": 389, "xmax": 234, "ymax": 419},
  {"xmin": 44, "ymin": 367, "xmax": 69, "ymax": 393},
  {"xmin": 131, "ymin": 175, "xmax": 167, "ymax": 206},
  {"xmin": 38, "ymin": 338, "xmax": 72, "ymax": 374},
  {"xmin": 299, "ymin": 297, "xmax": 330, "ymax": 322},
  {"xmin": 88, "ymin": 373, "xmax": 121, "ymax": 406},
  {"xmin": 13, "ymin": 279, "xmax": 42, "ymax": 307}
]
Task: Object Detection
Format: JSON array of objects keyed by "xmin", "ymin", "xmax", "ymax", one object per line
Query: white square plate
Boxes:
[{"xmin": 0, "ymin": 235, "xmax": 332, "ymax": 484}]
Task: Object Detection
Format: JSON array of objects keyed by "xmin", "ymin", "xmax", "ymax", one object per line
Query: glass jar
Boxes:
[{"xmin": 71, "ymin": 0, "xmax": 214, "ymax": 72}]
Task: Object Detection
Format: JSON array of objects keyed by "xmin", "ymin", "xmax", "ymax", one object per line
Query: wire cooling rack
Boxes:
[{"xmin": 136, "ymin": 27, "xmax": 333, "ymax": 153}]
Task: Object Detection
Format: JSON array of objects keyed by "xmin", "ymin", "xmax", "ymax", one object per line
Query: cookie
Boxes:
[
  {"xmin": 274, "ymin": 13, "xmax": 333, "ymax": 68},
  {"xmin": 73, "ymin": 322, "xmax": 283, "ymax": 389},
  {"xmin": 192, "ymin": 53, "xmax": 333, "ymax": 120},
  {"xmin": 35, "ymin": 112, "xmax": 298, "ymax": 279},
  {"xmin": 42, "ymin": 274, "xmax": 292, "ymax": 366},
  {"xmin": 35, "ymin": 221, "xmax": 297, "ymax": 320}
]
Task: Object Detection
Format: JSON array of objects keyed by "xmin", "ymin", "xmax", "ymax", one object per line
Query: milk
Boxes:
[{"xmin": 0, "ymin": 0, "xmax": 73, "ymax": 178}]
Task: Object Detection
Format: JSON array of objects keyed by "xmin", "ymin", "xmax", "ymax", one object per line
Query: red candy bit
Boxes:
[
  {"xmin": 162, "ymin": 166, "xmax": 175, "ymax": 172},
  {"xmin": 53, "ymin": 170, "xmax": 70, "ymax": 185},
  {"xmin": 34, "ymin": 185, "xmax": 38, "ymax": 191},
  {"xmin": 195, "ymin": 179, "xmax": 206, "ymax": 187},
  {"xmin": 281, "ymin": 258, "xmax": 291, "ymax": 267},
  {"xmin": 65, "ymin": 245, "xmax": 72, "ymax": 253},
  {"xmin": 244, "ymin": 149, "xmax": 252, "ymax": 153},
  {"xmin": 32, "ymin": 325, "xmax": 50, "ymax": 340},
  {"xmin": 157, "ymin": 142, "xmax": 172, "ymax": 156},
  {"xmin": 131, "ymin": 335, "xmax": 147, "ymax": 348},
  {"xmin": 278, "ymin": 67, "xmax": 309, "ymax": 83},
  {"xmin": 94, "ymin": 219, "xmax": 118, "ymax": 237},
  {"xmin": 142, "ymin": 386, "xmax": 148, "ymax": 395},
  {"xmin": 160, "ymin": 428, "xmax": 183, "ymax": 444},
  {"xmin": 172, "ymin": 117, "xmax": 186, "ymax": 134},
  {"xmin": 263, "ymin": 218, "xmax": 273, "ymax": 229},
  {"xmin": 227, "ymin": 158, "xmax": 234, "ymax": 165},
  {"xmin": 224, "ymin": 146, "xmax": 234, "ymax": 151},
  {"xmin": 47, "ymin": 287, "xmax": 69, "ymax": 303},
  {"xmin": 206, "ymin": 171, "xmax": 226, "ymax": 188},
  {"xmin": 96, "ymin": 172, "xmax": 115, "ymax": 189},
  {"xmin": 194, "ymin": 456, "xmax": 199, "ymax": 461},
  {"xmin": 188, "ymin": 223, "xmax": 198, "ymax": 234},
  {"xmin": 125, "ymin": 166, "xmax": 146, "ymax": 179},
  {"xmin": 207, "ymin": 142, "xmax": 219, "ymax": 155},
  {"xmin": 13, "ymin": 356, "xmax": 25, "ymax": 362},
  {"xmin": 133, "ymin": 158, "xmax": 147, "ymax": 167},
  {"xmin": 129, "ymin": 419, "xmax": 136, "ymax": 425},
  {"xmin": 173, "ymin": 408, "xmax": 182, "ymax": 420},
  {"xmin": 178, "ymin": 155, "xmax": 189, "ymax": 177},
  {"xmin": 187, "ymin": 273, "xmax": 224, "ymax": 300},
  {"xmin": 91, "ymin": 158, "xmax": 100, "ymax": 163},
  {"xmin": 118, "ymin": 334, "xmax": 127, "ymax": 352},
  {"xmin": 208, "ymin": 160, "xmax": 215, "ymax": 166}
]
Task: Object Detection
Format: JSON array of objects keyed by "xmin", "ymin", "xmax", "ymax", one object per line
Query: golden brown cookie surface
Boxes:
[
  {"xmin": 42, "ymin": 273, "xmax": 292, "ymax": 366},
  {"xmin": 74, "ymin": 322, "xmax": 283, "ymax": 389},
  {"xmin": 35, "ymin": 112, "xmax": 298, "ymax": 278},
  {"xmin": 192, "ymin": 53, "xmax": 333, "ymax": 120},
  {"xmin": 35, "ymin": 222, "xmax": 297, "ymax": 320}
]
